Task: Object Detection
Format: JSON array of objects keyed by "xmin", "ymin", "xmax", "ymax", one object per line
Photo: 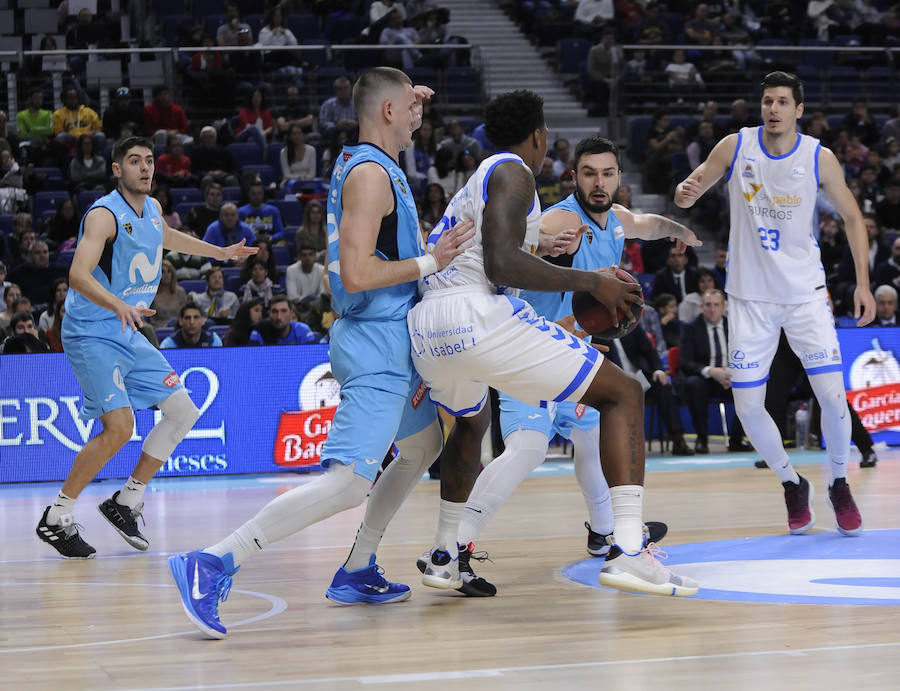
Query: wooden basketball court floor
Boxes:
[{"xmin": 1, "ymin": 443, "xmax": 898, "ymax": 691}]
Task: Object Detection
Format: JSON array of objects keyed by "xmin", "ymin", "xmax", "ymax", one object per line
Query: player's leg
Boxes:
[{"xmin": 785, "ymin": 300, "xmax": 861, "ymax": 535}]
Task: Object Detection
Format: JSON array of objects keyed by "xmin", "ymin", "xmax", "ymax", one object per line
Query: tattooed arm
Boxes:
[{"xmin": 612, "ymin": 203, "xmax": 702, "ymax": 247}]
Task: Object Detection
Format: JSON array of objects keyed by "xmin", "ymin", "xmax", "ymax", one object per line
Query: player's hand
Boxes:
[
  {"xmin": 115, "ymin": 301, "xmax": 155, "ymax": 332},
  {"xmin": 540, "ymin": 224, "xmax": 586, "ymax": 257},
  {"xmin": 653, "ymin": 371, "xmax": 668, "ymax": 385},
  {"xmin": 675, "ymin": 173, "xmax": 703, "ymax": 208},
  {"xmin": 431, "ymin": 218, "xmax": 475, "ymax": 270},
  {"xmin": 854, "ymin": 285, "xmax": 876, "ymax": 326},
  {"xmin": 218, "ymin": 238, "xmax": 258, "ymax": 262},
  {"xmin": 590, "ymin": 270, "xmax": 642, "ymax": 329},
  {"xmin": 671, "ymin": 226, "xmax": 702, "ymax": 252},
  {"xmin": 556, "ymin": 313, "xmax": 589, "ymax": 339},
  {"xmin": 411, "ymin": 84, "xmax": 434, "ymax": 131}
]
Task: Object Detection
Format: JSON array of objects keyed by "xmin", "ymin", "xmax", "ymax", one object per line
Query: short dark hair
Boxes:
[
  {"xmin": 353, "ymin": 67, "xmax": 411, "ymax": 116},
  {"xmin": 653, "ymin": 293, "xmax": 676, "ymax": 310},
  {"xmin": 180, "ymin": 301, "xmax": 203, "ymax": 318},
  {"xmin": 298, "ymin": 243, "xmax": 317, "ymax": 254},
  {"xmin": 573, "ymin": 136, "xmax": 620, "ymax": 169},
  {"xmin": 483, "ymin": 90, "xmax": 545, "ymax": 150},
  {"xmin": 269, "ymin": 293, "xmax": 291, "ymax": 309},
  {"xmin": 205, "ymin": 266, "xmax": 224, "ymax": 280},
  {"xmin": 152, "ymin": 84, "xmax": 169, "ymax": 99},
  {"xmin": 112, "ymin": 136, "xmax": 154, "ymax": 164},
  {"xmin": 12, "ymin": 296, "xmax": 31, "ymax": 311},
  {"xmin": 10, "ymin": 311, "xmax": 34, "ymax": 330},
  {"xmin": 760, "ymin": 71, "xmax": 804, "ymax": 106}
]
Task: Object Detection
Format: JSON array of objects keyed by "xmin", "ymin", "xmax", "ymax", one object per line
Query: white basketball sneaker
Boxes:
[
  {"xmin": 421, "ymin": 546, "xmax": 462, "ymax": 590},
  {"xmin": 598, "ymin": 543, "xmax": 698, "ymax": 597}
]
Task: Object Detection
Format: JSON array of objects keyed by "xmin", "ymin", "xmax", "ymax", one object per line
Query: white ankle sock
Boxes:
[
  {"xmin": 47, "ymin": 492, "xmax": 76, "ymax": 525},
  {"xmin": 117, "ymin": 476, "xmax": 147, "ymax": 509},
  {"xmin": 344, "ymin": 521, "xmax": 384, "ymax": 571},
  {"xmin": 610, "ymin": 485, "xmax": 644, "ymax": 554},
  {"xmin": 434, "ymin": 499, "xmax": 464, "ymax": 557}
]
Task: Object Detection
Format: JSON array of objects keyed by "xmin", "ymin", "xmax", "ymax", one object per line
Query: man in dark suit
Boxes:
[
  {"xmin": 600, "ymin": 324, "xmax": 694, "ymax": 456},
  {"xmin": 653, "ymin": 242, "xmax": 699, "ymax": 304},
  {"xmin": 677, "ymin": 289, "xmax": 751, "ymax": 453},
  {"xmin": 870, "ymin": 284, "xmax": 898, "ymax": 326}
]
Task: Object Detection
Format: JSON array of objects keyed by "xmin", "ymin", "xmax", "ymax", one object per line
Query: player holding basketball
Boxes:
[
  {"xmin": 428, "ymin": 136, "xmax": 700, "ymax": 595},
  {"xmin": 169, "ymin": 67, "xmax": 474, "ymax": 638},
  {"xmin": 675, "ymin": 71, "xmax": 875, "ymax": 536},
  {"xmin": 409, "ymin": 90, "xmax": 699, "ymax": 598},
  {"xmin": 36, "ymin": 136, "xmax": 257, "ymax": 559}
]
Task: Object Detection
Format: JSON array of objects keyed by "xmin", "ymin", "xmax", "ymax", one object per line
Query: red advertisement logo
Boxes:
[
  {"xmin": 163, "ymin": 372, "xmax": 180, "ymax": 388},
  {"xmin": 574, "ymin": 403, "xmax": 586, "ymax": 419},
  {"xmin": 849, "ymin": 383, "xmax": 900, "ymax": 433},
  {"xmin": 274, "ymin": 407, "xmax": 337, "ymax": 467},
  {"xmin": 411, "ymin": 378, "xmax": 429, "ymax": 409}
]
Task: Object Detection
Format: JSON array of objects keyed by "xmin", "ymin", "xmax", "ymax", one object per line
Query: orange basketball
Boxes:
[{"xmin": 571, "ymin": 269, "xmax": 644, "ymax": 338}]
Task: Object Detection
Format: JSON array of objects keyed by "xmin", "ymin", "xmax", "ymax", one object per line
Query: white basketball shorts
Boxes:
[
  {"xmin": 408, "ymin": 288, "xmax": 604, "ymax": 416},
  {"xmin": 727, "ymin": 293, "xmax": 843, "ymax": 389}
]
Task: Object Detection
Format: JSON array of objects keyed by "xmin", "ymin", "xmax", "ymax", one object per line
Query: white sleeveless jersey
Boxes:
[
  {"xmin": 421, "ymin": 152, "xmax": 541, "ymax": 296},
  {"xmin": 725, "ymin": 126, "xmax": 825, "ymax": 304}
]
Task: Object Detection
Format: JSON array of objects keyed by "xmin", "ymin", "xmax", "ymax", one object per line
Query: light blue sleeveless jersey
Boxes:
[
  {"xmin": 521, "ymin": 194, "xmax": 625, "ymax": 322},
  {"xmin": 65, "ymin": 188, "xmax": 164, "ymax": 327},
  {"xmin": 327, "ymin": 142, "xmax": 425, "ymax": 321}
]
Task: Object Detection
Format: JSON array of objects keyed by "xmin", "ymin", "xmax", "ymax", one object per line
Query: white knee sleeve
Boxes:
[
  {"xmin": 733, "ymin": 384, "xmax": 796, "ymax": 483},
  {"xmin": 141, "ymin": 389, "xmax": 199, "ymax": 461},
  {"xmin": 458, "ymin": 428, "xmax": 548, "ymax": 544},
  {"xmin": 809, "ymin": 371, "xmax": 851, "ymax": 479}
]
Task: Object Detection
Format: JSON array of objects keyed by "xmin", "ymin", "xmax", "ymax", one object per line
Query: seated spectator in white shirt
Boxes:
[
  {"xmin": 280, "ymin": 122, "xmax": 317, "ymax": 184},
  {"xmin": 286, "ymin": 244, "xmax": 326, "ymax": 302},
  {"xmin": 188, "ymin": 266, "xmax": 239, "ymax": 321}
]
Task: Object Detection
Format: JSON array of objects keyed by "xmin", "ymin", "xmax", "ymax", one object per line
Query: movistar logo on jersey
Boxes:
[{"xmin": 128, "ymin": 246, "xmax": 162, "ymax": 284}]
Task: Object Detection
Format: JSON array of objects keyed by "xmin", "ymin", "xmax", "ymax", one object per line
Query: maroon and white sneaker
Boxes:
[
  {"xmin": 782, "ymin": 476, "xmax": 815, "ymax": 534},
  {"xmin": 827, "ymin": 478, "xmax": 862, "ymax": 536}
]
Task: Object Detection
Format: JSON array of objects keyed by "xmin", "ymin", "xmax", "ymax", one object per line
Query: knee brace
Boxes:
[{"xmin": 141, "ymin": 389, "xmax": 200, "ymax": 461}]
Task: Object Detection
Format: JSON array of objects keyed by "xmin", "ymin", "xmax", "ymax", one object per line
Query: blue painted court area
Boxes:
[{"xmin": 563, "ymin": 530, "xmax": 900, "ymax": 606}]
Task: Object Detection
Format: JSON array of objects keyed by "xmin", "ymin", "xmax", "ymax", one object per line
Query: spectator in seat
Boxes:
[
  {"xmin": 239, "ymin": 182, "xmax": 284, "ymax": 240},
  {"xmin": 635, "ymin": 2, "xmax": 671, "ymax": 45},
  {"xmin": 643, "ymin": 111, "xmax": 685, "ymax": 194},
  {"xmin": 654, "ymin": 242, "xmax": 699, "ymax": 305},
  {"xmin": 678, "ymin": 289, "xmax": 750, "ymax": 454},
  {"xmin": 223, "ymin": 297, "xmax": 264, "ymax": 346},
  {"xmin": 370, "ymin": 0, "xmax": 406, "ymax": 25},
  {"xmin": 575, "ymin": 0, "xmax": 614, "ymax": 34},
  {"xmin": 841, "ymin": 99, "xmax": 880, "ymax": 148},
  {"xmin": 43, "ymin": 298, "xmax": 65, "ymax": 352},
  {"xmin": 160, "ymin": 302, "xmax": 222, "ymax": 348},
  {"xmin": 294, "ymin": 200, "xmax": 327, "ymax": 261},
  {"xmin": 678, "ymin": 266, "xmax": 719, "ymax": 322},
  {"xmin": 819, "ymin": 215, "xmax": 847, "ymax": 285},
  {"xmin": 4, "ymin": 311, "xmax": 47, "ymax": 349},
  {"xmin": 836, "ymin": 213, "xmax": 889, "ymax": 306},
  {"xmin": 665, "ymin": 49, "xmax": 703, "ymax": 103},
  {"xmin": 103, "ymin": 86, "xmax": 144, "ymax": 141},
  {"xmin": 249, "ymin": 293, "xmax": 318, "ymax": 345},
  {"xmin": 551, "ymin": 138, "xmax": 572, "ymax": 178},
  {"xmin": 148, "ymin": 259, "xmax": 187, "ymax": 327},
  {"xmin": 380, "ymin": 10, "xmax": 423, "ymax": 72},
  {"xmin": 17, "ymin": 88, "xmax": 53, "ymax": 165},
  {"xmin": 724, "ymin": 98, "xmax": 761, "ymax": 134},
  {"xmin": 156, "ymin": 134, "xmax": 195, "ymax": 187},
  {"xmin": 437, "ymin": 119, "xmax": 481, "ymax": 161},
  {"xmin": 38, "ymin": 276, "xmax": 68, "ymax": 332},
  {"xmin": 275, "ymin": 86, "xmax": 315, "ymax": 139},
  {"xmin": 869, "ymin": 284, "xmax": 899, "ymax": 327},
  {"xmin": 235, "ymin": 87, "xmax": 274, "ymax": 156},
  {"xmin": 318, "ymin": 77, "xmax": 357, "ymax": 140},
  {"xmin": 193, "ymin": 126, "xmax": 239, "ymax": 188},
  {"xmin": 587, "ymin": 28, "xmax": 625, "ymax": 111},
  {"xmin": 8, "ymin": 214, "xmax": 35, "ymax": 269},
  {"xmin": 280, "ymin": 122, "xmax": 317, "ymax": 184},
  {"xmin": 687, "ymin": 120, "xmax": 718, "ymax": 171},
  {"xmin": 240, "ymin": 257, "xmax": 275, "ymax": 306},
  {"xmin": 217, "ymin": 2, "xmax": 252, "ymax": 46},
  {"xmin": 615, "ymin": 0, "xmax": 644, "ymax": 32},
  {"xmin": 8, "ymin": 240, "xmax": 66, "ymax": 308},
  {"xmin": 258, "ymin": 4, "xmax": 301, "ymax": 73},
  {"xmin": 286, "ymin": 243, "xmax": 325, "ymax": 302},
  {"xmin": 190, "ymin": 266, "xmax": 239, "ymax": 321},
  {"xmin": 0, "ymin": 283, "xmax": 22, "ymax": 334},
  {"xmin": 145, "ymin": 85, "xmax": 192, "ymax": 148},
  {"xmin": 684, "ymin": 3, "xmax": 720, "ymax": 45},
  {"xmin": 875, "ymin": 178, "xmax": 900, "ymax": 232},
  {"xmin": 68, "ymin": 134, "xmax": 108, "ymax": 193},
  {"xmin": 654, "ymin": 292, "xmax": 681, "ymax": 349},
  {"xmin": 204, "ymin": 202, "xmax": 255, "ymax": 252},
  {"xmin": 53, "ymin": 87, "xmax": 104, "ymax": 154},
  {"xmin": 420, "ymin": 182, "xmax": 447, "ymax": 232},
  {"xmin": 873, "ymin": 236, "xmax": 900, "ymax": 290},
  {"xmin": 239, "ymin": 237, "xmax": 279, "ymax": 284},
  {"xmin": 534, "ymin": 156, "xmax": 561, "ymax": 209},
  {"xmin": 427, "ymin": 146, "xmax": 462, "ymax": 200},
  {"xmin": 154, "ymin": 184, "xmax": 182, "ymax": 230},
  {"xmin": 184, "ymin": 182, "xmax": 224, "ymax": 236}
]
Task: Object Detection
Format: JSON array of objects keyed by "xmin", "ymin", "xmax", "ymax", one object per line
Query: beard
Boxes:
[
  {"xmin": 119, "ymin": 175, "xmax": 150, "ymax": 196},
  {"xmin": 575, "ymin": 184, "xmax": 613, "ymax": 214}
]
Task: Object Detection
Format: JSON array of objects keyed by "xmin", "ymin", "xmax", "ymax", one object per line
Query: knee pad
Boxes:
[
  {"xmin": 395, "ymin": 419, "xmax": 443, "ymax": 474},
  {"xmin": 141, "ymin": 389, "xmax": 200, "ymax": 461}
]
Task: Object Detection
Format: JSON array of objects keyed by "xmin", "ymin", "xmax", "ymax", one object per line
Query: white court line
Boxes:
[
  {"xmin": 113, "ymin": 640, "xmax": 900, "ymax": 690},
  {"xmin": 0, "ymin": 582, "xmax": 287, "ymax": 654}
]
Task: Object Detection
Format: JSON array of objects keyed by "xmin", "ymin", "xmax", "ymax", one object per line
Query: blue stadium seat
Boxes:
[
  {"xmin": 222, "ymin": 186, "xmax": 241, "ymax": 201},
  {"xmin": 288, "ymin": 13, "xmax": 321, "ymax": 41},
  {"xmin": 829, "ymin": 66, "xmax": 863, "ymax": 104},
  {"xmin": 170, "ymin": 187, "xmax": 203, "ymax": 206},
  {"xmin": 193, "ymin": 0, "xmax": 221, "ymax": 19},
  {"xmin": 203, "ymin": 14, "xmax": 226, "ymax": 39},
  {"xmin": 272, "ymin": 244, "xmax": 292, "ymax": 266},
  {"xmin": 638, "ymin": 273, "xmax": 654, "ymax": 301},
  {"xmin": 33, "ymin": 191, "xmax": 72, "ymax": 219},
  {"xmin": 866, "ymin": 67, "xmax": 894, "ymax": 102},
  {"xmin": 55, "ymin": 249, "xmax": 76, "ymax": 268},
  {"xmin": 272, "ymin": 199, "xmax": 303, "ymax": 226},
  {"xmin": 33, "ymin": 167, "xmax": 63, "ymax": 180},
  {"xmin": 209, "ymin": 324, "xmax": 230, "ymax": 339},
  {"xmin": 242, "ymin": 164, "xmax": 276, "ymax": 186},
  {"xmin": 324, "ymin": 15, "xmax": 365, "ymax": 44},
  {"xmin": 757, "ymin": 38, "xmax": 793, "ymax": 68},
  {"xmin": 162, "ymin": 14, "xmax": 191, "ymax": 46},
  {"xmin": 799, "ymin": 39, "xmax": 830, "ymax": 69},
  {"xmin": 445, "ymin": 67, "xmax": 481, "ymax": 104},
  {"xmin": 797, "ymin": 67, "xmax": 822, "ymax": 106},
  {"xmin": 228, "ymin": 142, "xmax": 262, "ymax": 168},
  {"xmin": 628, "ymin": 115, "xmax": 653, "ymax": 163},
  {"xmin": 245, "ymin": 14, "xmax": 265, "ymax": 38},
  {"xmin": 76, "ymin": 189, "xmax": 104, "ymax": 216},
  {"xmin": 175, "ymin": 202, "xmax": 196, "ymax": 221},
  {"xmin": 155, "ymin": 327, "xmax": 175, "ymax": 342},
  {"xmin": 179, "ymin": 279, "xmax": 206, "ymax": 294},
  {"xmin": 153, "ymin": 0, "xmax": 184, "ymax": 17},
  {"xmin": 299, "ymin": 39, "xmax": 329, "ymax": 68},
  {"xmin": 0, "ymin": 214, "xmax": 13, "ymax": 235},
  {"xmin": 557, "ymin": 37, "xmax": 590, "ymax": 74},
  {"xmin": 267, "ymin": 142, "xmax": 284, "ymax": 171},
  {"xmin": 472, "ymin": 123, "xmax": 493, "ymax": 153}
]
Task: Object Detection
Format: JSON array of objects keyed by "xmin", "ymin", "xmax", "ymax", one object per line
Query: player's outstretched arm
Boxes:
[
  {"xmin": 155, "ymin": 199, "xmax": 258, "ymax": 262},
  {"xmin": 819, "ymin": 147, "xmax": 876, "ymax": 325},
  {"xmin": 69, "ymin": 208, "xmax": 155, "ymax": 332},
  {"xmin": 339, "ymin": 162, "xmax": 472, "ymax": 293},
  {"xmin": 538, "ymin": 208, "xmax": 586, "ymax": 256},
  {"xmin": 673, "ymin": 133, "xmax": 738, "ymax": 208}
]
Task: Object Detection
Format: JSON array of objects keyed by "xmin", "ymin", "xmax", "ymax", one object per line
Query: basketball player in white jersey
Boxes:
[
  {"xmin": 675, "ymin": 72, "xmax": 876, "ymax": 536},
  {"xmin": 409, "ymin": 90, "xmax": 699, "ymax": 597}
]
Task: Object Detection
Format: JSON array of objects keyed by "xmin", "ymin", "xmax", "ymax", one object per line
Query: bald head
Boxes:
[{"xmin": 352, "ymin": 66, "xmax": 412, "ymax": 120}]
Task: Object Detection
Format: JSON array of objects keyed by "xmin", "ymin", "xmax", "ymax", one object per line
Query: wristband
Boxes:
[{"xmin": 415, "ymin": 253, "xmax": 438, "ymax": 278}]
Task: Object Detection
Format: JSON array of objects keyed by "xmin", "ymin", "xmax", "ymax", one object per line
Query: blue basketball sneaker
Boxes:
[
  {"xmin": 325, "ymin": 555, "xmax": 411, "ymax": 604},
  {"xmin": 168, "ymin": 550, "xmax": 239, "ymax": 639}
]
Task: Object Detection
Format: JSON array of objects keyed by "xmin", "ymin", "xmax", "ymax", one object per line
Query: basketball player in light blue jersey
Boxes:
[
  {"xmin": 448, "ymin": 136, "xmax": 700, "ymax": 594},
  {"xmin": 169, "ymin": 68, "xmax": 474, "ymax": 639},
  {"xmin": 36, "ymin": 137, "xmax": 257, "ymax": 560},
  {"xmin": 675, "ymin": 72, "xmax": 876, "ymax": 537}
]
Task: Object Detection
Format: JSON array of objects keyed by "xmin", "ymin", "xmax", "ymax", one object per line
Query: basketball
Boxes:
[{"xmin": 571, "ymin": 269, "xmax": 644, "ymax": 339}]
